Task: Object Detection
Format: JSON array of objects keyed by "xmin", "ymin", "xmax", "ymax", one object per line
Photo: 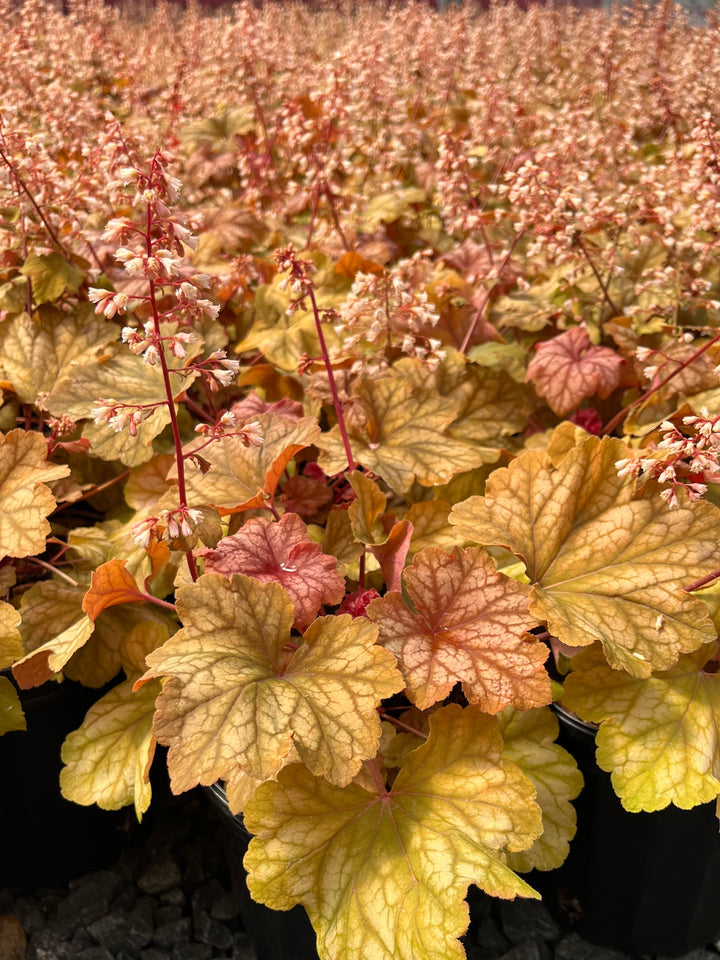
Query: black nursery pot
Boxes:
[
  {"xmin": 532, "ymin": 704, "xmax": 720, "ymax": 957},
  {"xmin": 0, "ymin": 672, "xmax": 128, "ymax": 892},
  {"xmin": 205, "ymin": 782, "xmax": 320, "ymax": 960}
]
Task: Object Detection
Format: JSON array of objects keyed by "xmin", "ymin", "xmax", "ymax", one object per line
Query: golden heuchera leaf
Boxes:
[
  {"xmin": 13, "ymin": 582, "xmax": 94, "ymax": 689},
  {"xmin": 526, "ymin": 326, "xmax": 624, "ymax": 417},
  {"xmin": 82, "ymin": 559, "xmax": 149, "ymax": 622},
  {"xmin": 0, "ymin": 675, "xmax": 25, "ymax": 734},
  {"xmin": 0, "ymin": 306, "xmax": 116, "ymax": 404},
  {"xmin": 318, "ymin": 370, "xmax": 485, "ymax": 493},
  {"xmin": 138, "ymin": 573, "xmax": 402, "ymax": 793},
  {"xmin": 202, "ymin": 514, "xmax": 345, "ymax": 630},
  {"xmin": 0, "ymin": 430, "xmax": 70, "ymax": 559},
  {"xmin": 60, "ymin": 678, "xmax": 161, "ymax": 819},
  {"xmin": 44, "ymin": 339, "xmax": 199, "ymax": 466},
  {"xmin": 368, "ymin": 547, "xmax": 550, "ymax": 712},
  {"xmin": 347, "ymin": 472, "xmax": 412, "ymax": 590},
  {"xmin": 0, "ymin": 599, "xmax": 22, "ymax": 670},
  {"xmin": 498, "ymin": 707, "xmax": 583, "ymax": 873},
  {"xmin": 244, "ymin": 704, "xmax": 541, "ymax": 960},
  {"xmin": 562, "ymin": 644, "xmax": 720, "ymax": 812},
  {"xmin": 405, "ymin": 500, "xmax": 458, "ymax": 557},
  {"xmin": 180, "ymin": 413, "xmax": 321, "ymax": 514},
  {"xmin": 450, "ymin": 436, "xmax": 720, "ymax": 676}
]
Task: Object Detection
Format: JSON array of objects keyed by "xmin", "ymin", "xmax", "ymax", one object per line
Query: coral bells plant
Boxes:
[{"xmin": 7, "ymin": 1, "xmax": 720, "ymax": 958}]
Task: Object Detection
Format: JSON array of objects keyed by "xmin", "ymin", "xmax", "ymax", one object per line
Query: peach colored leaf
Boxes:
[
  {"xmin": 369, "ymin": 519, "xmax": 413, "ymax": 592},
  {"xmin": 138, "ymin": 573, "xmax": 402, "ymax": 793},
  {"xmin": 0, "ymin": 430, "xmax": 70, "ymax": 559},
  {"xmin": 244, "ymin": 705, "xmax": 541, "ymax": 960},
  {"xmin": 180, "ymin": 413, "xmax": 321, "ymax": 514},
  {"xmin": 562, "ymin": 643, "xmax": 720, "ymax": 812},
  {"xmin": 202, "ymin": 514, "xmax": 345, "ymax": 630},
  {"xmin": 526, "ymin": 327, "xmax": 624, "ymax": 417},
  {"xmin": 450, "ymin": 435, "xmax": 720, "ymax": 676},
  {"xmin": 0, "ymin": 675, "xmax": 25, "ymax": 734},
  {"xmin": 225, "ymin": 767, "xmax": 267, "ymax": 815},
  {"xmin": 0, "ymin": 600, "xmax": 22, "ymax": 671},
  {"xmin": 318, "ymin": 370, "xmax": 485, "ymax": 493},
  {"xmin": 368, "ymin": 547, "xmax": 550, "ymax": 712},
  {"xmin": 82, "ymin": 559, "xmax": 149, "ymax": 622},
  {"xmin": 498, "ymin": 707, "xmax": 583, "ymax": 872},
  {"xmin": 60, "ymin": 678, "xmax": 161, "ymax": 819},
  {"xmin": 0, "ymin": 306, "xmax": 116, "ymax": 404}
]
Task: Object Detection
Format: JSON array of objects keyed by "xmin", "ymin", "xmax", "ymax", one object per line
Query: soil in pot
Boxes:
[
  {"xmin": 0, "ymin": 672, "xmax": 129, "ymax": 892},
  {"xmin": 530, "ymin": 704, "xmax": 720, "ymax": 958}
]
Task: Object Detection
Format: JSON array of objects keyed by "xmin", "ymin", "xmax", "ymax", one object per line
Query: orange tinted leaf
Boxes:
[
  {"xmin": 281, "ymin": 474, "xmax": 333, "ymax": 517},
  {"xmin": 180, "ymin": 413, "xmax": 321, "ymax": 514},
  {"xmin": 526, "ymin": 327, "xmax": 624, "ymax": 417},
  {"xmin": 202, "ymin": 514, "xmax": 345, "ymax": 630},
  {"xmin": 368, "ymin": 547, "xmax": 550, "ymax": 712},
  {"xmin": 82, "ymin": 559, "xmax": 148, "ymax": 622},
  {"xmin": 334, "ymin": 251, "xmax": 385, "ymax": 279}
]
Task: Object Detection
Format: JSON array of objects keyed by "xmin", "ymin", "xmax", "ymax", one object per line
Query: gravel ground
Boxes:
[{"xmin": 1, "ymin": 788, "xmax": 719, "ymax": 960}]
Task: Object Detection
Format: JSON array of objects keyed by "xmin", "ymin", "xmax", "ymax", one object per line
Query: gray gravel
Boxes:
[{"xmin": 0, "ymin": 791, "xmax": 718, "ymax": 960}]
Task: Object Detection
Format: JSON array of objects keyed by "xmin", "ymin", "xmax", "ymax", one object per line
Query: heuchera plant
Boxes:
[{"xmin": 4, "ymin": 1, "xmax": 720, "ymax": 958}]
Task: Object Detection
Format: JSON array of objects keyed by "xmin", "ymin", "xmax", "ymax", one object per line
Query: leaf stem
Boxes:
[
  {"xmin": 366, "ymin": 758, "xmax": 388, "ymax": 796},
  {"xmin": 685, "ymin": 569, "xmax": 720, "ymax": 592},
  {"xmin": 575, "ymin": 235, "xmax": 621, "ymax": 317},
  {"xmin": 142, "ymin": 593, "xmax": 177, "ymax": 612},
  {"xmin": 378, "ymin": 708, "xmax": 428, "ymax": 741},
  {"xmin": 307, "ymin": 286, "xmax": 356, "ymax": 471},
  {"xmin": 25, "ymin": 557, "xmax": 79, "ymax": 587},
  {"xmin": 460, "ymin": 229, "xmax": 523, "ymax": 354}
]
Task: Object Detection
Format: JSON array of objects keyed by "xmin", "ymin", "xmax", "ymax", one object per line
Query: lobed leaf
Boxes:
[
  {"xmin": 244, "ymin": 704, "xmax": 541, "ymax": 960},
  {"xmin": 450, "ymin": 436, "xmax": 720, "ymax": 676},
  {"xmin": 368, "ymin": 547, "xmax": 550, "ymax": 712},
  {"xmin": 138, "ymin": 573, "xmax": 402, "ymax": 793},
  {"xmin": 0, "ymin": 675, "xmax": 25, "ymax": 734}
]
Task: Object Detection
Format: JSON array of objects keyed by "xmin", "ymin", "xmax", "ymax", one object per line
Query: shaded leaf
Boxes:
[
  {"xmin": 0, "ymin": 599, "xmax": 22, "ymax": 670},
  {"xmin": 0, "ymin": 430, "xmax": 69, "ymax": 559},
  {"xmin": 20, "ymin": 252, "xmax": 84, "ymax": 305},
  {"xmin": 244, "ymin": 704, "xmax": 541, "ymax": 960},
  {"xmin": 139, "ymin": 573, "xmax": 402, "ymax": 792},
  {"xmin": 368, "ymin": 547, "xmax": 550, "ymax": 712},
  {"xmin": 0, "ymin": 675, "xmax": 25, "ymax": 734},
  {"xmin": 526, "ymin": 327, "xmax": 624, "ymax": 417}
]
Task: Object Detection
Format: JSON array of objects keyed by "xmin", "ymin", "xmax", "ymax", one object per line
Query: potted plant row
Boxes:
[{"xmin": 3, "ymin": 2, "xmax": 720, "ymax": 957}]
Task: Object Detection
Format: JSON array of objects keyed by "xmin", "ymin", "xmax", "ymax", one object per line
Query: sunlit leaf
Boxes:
[
  {"xmin": 0, "ymin": 430, "xmax": 69, "ymax": 559},
  {"xmin": 138, "ymin": 573, "xmax": 402, "ymax": 792},
  {"xmin": 498, "ymin": 707, "xmax": 583, "ymax": 872},
  {"xmin": 244, "ymin": 704, "xmax": 541, "ymax": 960},
  {"xmin": 60, "ymin": 678, "xmax": 161, "ymax": 819},
  {"xmin": 562, "ymin": 643, "xmax": 720, "ymax": 812},
  {"xmin": 368, "ymin": 547, "xmax": 550, "ymax": 712},
  {"xmin": 450, "ymin": 436, "xmax": 720, "ymax": 676}
]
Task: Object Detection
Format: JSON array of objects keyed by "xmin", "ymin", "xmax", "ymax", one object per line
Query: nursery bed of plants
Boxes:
[{"xmin": 6, "ymin": 0, "xmax": 720, "ymax": 958}]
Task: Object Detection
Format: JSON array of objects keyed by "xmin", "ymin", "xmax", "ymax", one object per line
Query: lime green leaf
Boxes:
[
  {"xmin": 361, "ymin": 187, "xmax": 426, "ymax": 231},
  {"xmin": 20, "ymin": 252, "xmax": 84, "ymax": 305},
  {"xmin": 244, "ymin": 704, "xmax": 541, "ymax": 960},
  {"xmin": 318, "ymin": 370, "xmax": 484, "ymax": 493},
  {"xmin": 0, "ymin": 675, "xmax": 25, "ymax": 734},
  {"xmin": 60, "ymin": 678, "xmax": 161, "ymax": 818},
  {"xmin": 499, "ymin": 707, "xmax": 583, "ymax": 872},
  {"xmin": 368, "ymin": 547, "xmax": 550, "ymax": 712},
  {"xmin": 562, "ymin": 643, "xmax": 720, "ymax": 811},
  {"xmin": 450, "ymin": 436, "xmax": 720, "ymax": 676},
  {"xmin": 0, "ymin": 306, "xmax": 116, "ymax": 404},
  {"xmin": 139, "ymin": 573, "xmax": 402, "ymax": 792}
]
